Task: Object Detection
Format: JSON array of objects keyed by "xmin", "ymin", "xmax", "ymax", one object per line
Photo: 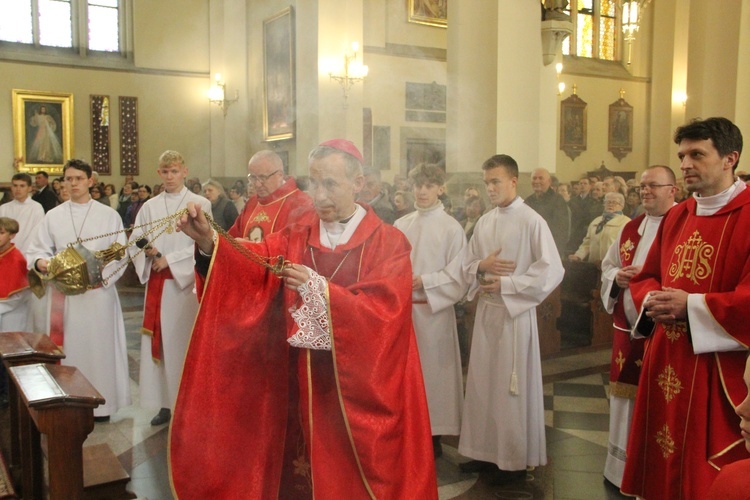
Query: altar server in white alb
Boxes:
[
  {"xmin": 129, "ymin": 150, "xmax": 212, "ymax": 426},
  {"xmin": 599, "ymin": 165, "xmax": 677, "ymax": 487},
  {"xmin": 456, "ymin": 154, "xmax": 564, "ymax": 486},
  {"xmin": 27, "ymin": 159, "xmax": 131, "ymax": 420},
  {"xmin": 0, "ymin": 173, "xmax": 45, "ymax": 255},
  {"xmin": 394, "ymin": 163, "xmax": 467, "ymax": 459}
]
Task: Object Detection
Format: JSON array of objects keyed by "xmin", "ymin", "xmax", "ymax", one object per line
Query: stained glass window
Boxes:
[
  {"xmin": 562, "ymin": 0, "xmax": 620, "ymax": 61},
  {"xmin": 0, "ymin": 0, "xmax": 121, "ymax": 53}
]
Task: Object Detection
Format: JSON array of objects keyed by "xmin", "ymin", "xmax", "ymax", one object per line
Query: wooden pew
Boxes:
[
  {"xmin": 9, "ymin": 363, "xmax": 104, "ymax": 499},
  {"xmin": 0, "ymin": 331, "xmax": 64, "ymax": 481},
  {"xmin": 537, "ymin": 285, "xmax": 562, "ymax": 356}
]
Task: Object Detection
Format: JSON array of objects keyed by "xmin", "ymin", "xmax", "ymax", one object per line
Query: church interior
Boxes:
[{"xmin": 1, "ymin": 0, "xmax": 749, "ymax": 498}]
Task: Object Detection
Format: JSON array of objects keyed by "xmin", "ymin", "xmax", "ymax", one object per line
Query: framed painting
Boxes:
[
  {"xmin": 408, "ymin": 0, "xmax": 447, "ymax": 28},
  {"xmin": 12, "ymin": 89, "xmax": 74, "ymax": 175},
  {"xmin": 608, "ymin": 96, "xmax": 633, "ymax": 161},
  {"xmin": 263, "ymin": 7, "xmax": 295, "ymax": 142},
  {"xmin": 560, "ymin": 92, "xmax": 587, "ymax": 161}
]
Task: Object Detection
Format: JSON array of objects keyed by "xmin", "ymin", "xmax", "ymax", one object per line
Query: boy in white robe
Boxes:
[
  {"xmin": 457, "ymin": 154, "xmax": 564, "ymax": 485},
  {"xmin": 129, "ymin": 150, "xmax": 212, "ymax": 426},
  {"xmin": 26, "ymin": 159, "xmax": 131, "ymax": 420},
  {"xmin": 394, "ymin": 164, "xmax": 467, "ymax": 458}
]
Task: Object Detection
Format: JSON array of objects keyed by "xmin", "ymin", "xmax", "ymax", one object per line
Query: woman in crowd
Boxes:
[
  {"xmin": 625, "ymin": 187, "xmax": 644, "ymax": 219},
  {"xmin": 91, "ymin": 185, "xmax": 110, "ymax": 206},
  {"xmin": 557, "ymin": 183, "xmax": 571, "ymax": 202},
  {"xmin": 228, "ymin": 186, "xmax": 246, "ymax": 213},
  {"xmin": 462, "ymin": 195, "xmax": 485, "ymax": 241},
  {"xmin": 203, "ymin": 179, "xmax": 239, "ymax": 231},
  {"xmin": 104, "ymin": 183, "xmax": 118, "ymax": 208}
]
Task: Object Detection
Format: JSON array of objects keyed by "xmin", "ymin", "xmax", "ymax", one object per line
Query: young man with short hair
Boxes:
[
  {"xmin": 457, "ymin": 154, "xmax": 564, "ymax": 486},
  {"xmin": 0, "ymin": 173, "xmax": 44, "ymax": 255},
  {"xmin": 27, "ymin": 159, "xmax": 131, "ymax": 420},
  {"xmin": 394, "ymin": 163, "xmax": 467, "ymax": 458},
  {"xmin": 129, "ymin": 150, "xmax": 212, "ymax": 426}
]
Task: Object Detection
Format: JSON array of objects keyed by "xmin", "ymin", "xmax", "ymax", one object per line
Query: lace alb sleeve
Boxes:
[{"xmin": 287, "ymin": 267, "xmax": 332, "ymax": 351}]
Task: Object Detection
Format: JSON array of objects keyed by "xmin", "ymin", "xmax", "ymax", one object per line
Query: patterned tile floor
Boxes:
[{"xmin": 2, "ymin": 281, "xmax": 629, "ymax": 499}]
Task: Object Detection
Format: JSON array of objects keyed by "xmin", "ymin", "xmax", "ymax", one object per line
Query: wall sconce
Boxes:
[
  {"xmin": 556, "ymin": 62, "xmax": 565, "ymax": 96},
  {"xmin": 328, "ymin": 42, "xmax": 369, "ymax": 102},
  {"xmin": 673, "ymin": 90, "xmax": 688, "ymax": 108},
  {"xmin": 208, "ymin": 73, "xmax": 239, "ymax": 116}
]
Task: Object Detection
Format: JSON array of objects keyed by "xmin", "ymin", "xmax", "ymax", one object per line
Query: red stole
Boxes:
[
  {"xmin": 0, "ymin": 244, "xmax": 28, "ymax": 299},
  {"xmin": 608, "ymin": 214, "xmax": 647, "ymax": 394},
  {"xmin": 141, "ymin": 267, "xmax": 173, "ymax": 361},
  {"xmin": 622, "ymin": 191, "xmax": 750, "ymax": 499}
]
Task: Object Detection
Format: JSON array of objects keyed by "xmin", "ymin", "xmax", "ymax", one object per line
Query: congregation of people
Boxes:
[{"xmin": 2, "ymin": 116, "xmax": 750, "ymax": 498}]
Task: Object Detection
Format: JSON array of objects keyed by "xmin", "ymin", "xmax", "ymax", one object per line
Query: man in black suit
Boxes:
[{"xmin": 32, "ymin": 170, "xmax": 58, "ymax": 212}]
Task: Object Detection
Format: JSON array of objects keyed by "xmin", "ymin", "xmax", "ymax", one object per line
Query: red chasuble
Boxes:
[
  {"xmin": 0, "ymin": 244, "xmax": 28, "ymax": 299},
  {"xmin": 609, "ymin": 214, "xmax": 646, "ymax": 398},
  {"xmin": 622, "ymin": 190, "xmax": 750, "ymax": 499},
  {"xmin": 228, "ymin": 179, "xmax": 314, "ymax": 241},
  {"xmin": 170, "ymin": 207, "xmax": 437, "ymax": 499}
]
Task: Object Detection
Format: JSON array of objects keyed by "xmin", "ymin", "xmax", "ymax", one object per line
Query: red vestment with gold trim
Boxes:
[
  {"xmin": 622, "ymin": 191, "xmax": 750, "ymax": 499},
  {"xmin": 228, "ymin": 179, "xmax": 314, "ymax": 241},
  {"xmin": 170, "ymin": 207, "xmax": 437, "ymax": 499},
  {"xmin": 609, "ymin": 213, "xmax": 646, "ymax": 397}
]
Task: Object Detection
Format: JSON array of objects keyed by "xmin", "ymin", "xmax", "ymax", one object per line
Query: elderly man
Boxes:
[
  {"xmin": 171, "ymin": 140, "xmax": 437, "ymax": 498},
  {"xmin": 599, "ymin": 165, "xmax": 677, "ymax": 487},
  {"xmin": 525, "ymin": 168, "xmax": 570, "ymax": 255},
  {"xmin": 129, "ymin": 151, "xmax": 212, "ymax": 427},
  {"xmin": 228, "ymin": 150, "xmax": 313, "ymax": 241},
  {"xmin": 569, "ymin": 192, "xmax": 629, "ymax": 265},
  {"xmin": 359, "ymin": 166, "xmax": 396, "ymax": 224},
  {"xmin": 622, "ymin": 117, "xmax": 750, "ymax": 499}
]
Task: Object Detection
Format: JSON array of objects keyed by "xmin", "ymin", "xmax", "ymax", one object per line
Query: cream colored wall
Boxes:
[
  {"xmin": 0, "ymin": 0, "xmax": 210, "ymax": 188},
  {"xmin": 554, "ymin": 75, "xmax": 652, "ymax": 183},
  {"xmin": 363, "ymin": 0, "xmax": 447, "ymax": 182}
]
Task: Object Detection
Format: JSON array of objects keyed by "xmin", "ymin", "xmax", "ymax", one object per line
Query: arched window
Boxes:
[
  {"xmin": 562, "ymin": 0, "xmax": 619, "ymax": 61},
  {"xmin": 0, "ymin": 0, "xmax": 124, "ymax": 55}
]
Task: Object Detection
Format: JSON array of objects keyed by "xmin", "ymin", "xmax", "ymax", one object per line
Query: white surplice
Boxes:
[
  {"xmin": 394, "ymin": 202, "xmax": 467, "ymax": 435},
  {"xmin": 0, "ymin": 197, "xmax": 47, "ymax": 332},
  {"xmin": 26, "ymin": 200, "xmax": 131, "ymax": 417},
  {"xmin": 0, "ymin": 197, "xmax": 45, "ymax": 255},
  {"xmin": 599, "ymin": 213, "xmax": 663, "ymax": 486},
  {"xmin": 129, "ymin": 188, "xmax": 211, "ymax": 410},
  {"xmin": 456, "ymin": 197, "xmax": 564, "ymax": 470}
]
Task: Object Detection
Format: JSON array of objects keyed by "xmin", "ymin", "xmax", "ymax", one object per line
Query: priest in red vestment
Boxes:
[
  {"xmin": 170, "ymin": 140, "xmax": 437, "ymax": 499},
  {"xmin": 622, "ymin": 117, "xmax": 750, "ymax": 499},
  {"xmin": 228, "ymin": 150, "xmax": 314, "ymax": 241}
]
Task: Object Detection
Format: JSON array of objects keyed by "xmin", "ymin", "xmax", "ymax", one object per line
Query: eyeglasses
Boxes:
[
  {"xmin": 247, "ymin": 170, "xmax": 282, "ymax": 184},
  {"xmin": 639, "ymin": 183, "xmax": 674, "ymax": 191}
]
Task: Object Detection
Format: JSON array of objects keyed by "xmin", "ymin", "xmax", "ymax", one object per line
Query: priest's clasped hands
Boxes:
[
  {"xmin": 176, "ymin": 201, "xmax": 310, "ymax": 291},
  {"xmin": 477, "ymin": 247, "xmax": 517, "ymax": 294},
  {"xmin": 642, "ymin": 287, "xmax": 689, "ymax": 324}
]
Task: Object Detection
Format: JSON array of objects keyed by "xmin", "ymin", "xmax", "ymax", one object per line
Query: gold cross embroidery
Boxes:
[
  {"xmin": 663, "ymin": 322, "xmax": 686, "ymax": 343},
  {"xmin": 656, "ymin": 424, "xmax": 675, "ymax": 459},
  {"xmin": 615, "ymin": 350, "xmax": 626, "ymax": 372},
  {"xmin": 657, "ymin": 364, "xmax": 683, "ymax": 402}
]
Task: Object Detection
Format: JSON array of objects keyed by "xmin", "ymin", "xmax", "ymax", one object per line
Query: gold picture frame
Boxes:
[
  {"xmin": 608, "ymin": 96, "xmax": 633, "ymax": 161},
  {"xmin": 12, "ymin": 89, "xmax": 74, "ymax": 175},
  {"xmin": 560, "ymin": 92, "xmax": 587, "ymax": 161},
  {"xmin": 408, "ymin": 0, "xmax": 447, "ymax": 28},
  {"xmin": 263, "ymin": 7, "xmax": 295, "ymax": 142}
]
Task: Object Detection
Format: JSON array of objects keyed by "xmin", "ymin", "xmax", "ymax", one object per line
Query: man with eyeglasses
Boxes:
[
  {"xmin": 26, "ymin": 159, "xmax": 131, "ymax": 422},
  {"xmin": 171, "ymin": 140, "xmax": 437, "ymax": 498},
  {"xmin": 599, "ymin": 165, "xmax": 677, "ymax": 488},
  {"xmin": 621, "ymin": 117, "xmax": 750, "ymax": 499},
  {"xmin": 228, "ymin": 150, "xmax": 314, "ymax": 242}
]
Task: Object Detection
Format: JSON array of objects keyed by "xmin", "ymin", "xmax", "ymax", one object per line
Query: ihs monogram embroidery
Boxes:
[
  {"xmin": 253, "ymin": 211, "xmax": 271, "ymax": 223},
  {"xmin": 620, "ymin": 238, "xmax": 635, "ymax": 262},
  {"xmin": 668, "ymin": 230, "xmax": 714, "ymax": 285}
]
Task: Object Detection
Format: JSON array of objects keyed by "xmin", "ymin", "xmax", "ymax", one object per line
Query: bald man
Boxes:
[
  {"xmin": 525, "ymin": 168, "xmax": 570, "ymax": 255},
  {"xmin": 228, "ymin": 150, "xmax": 314, "ymax": 241}
]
